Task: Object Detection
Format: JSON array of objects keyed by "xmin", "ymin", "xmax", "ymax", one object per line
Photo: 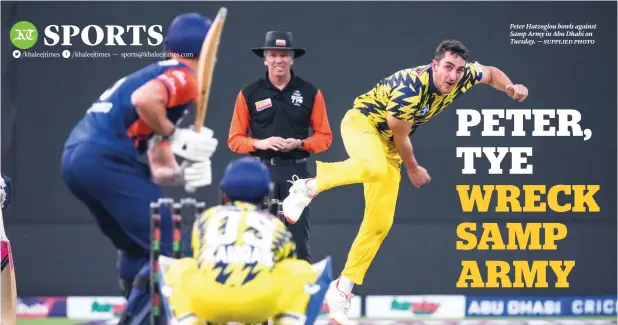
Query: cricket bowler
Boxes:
[
  {"xmin": 160, "ymin": 157, "xmax": 332, "ymax": 325},
  {"xmin": 281, "ymin": 40, "xmax": 529, "ymax": 324},
  {"xmin": 61, "ymin": 13, "xmax": 219, "ymax": 325},
  {"xmin": 1, "ymin": 173, "xmax": 16, "ymax": 325}
]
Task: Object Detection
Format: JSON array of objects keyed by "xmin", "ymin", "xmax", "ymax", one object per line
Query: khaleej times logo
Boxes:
[
  {"xmin": 9, "ymin": 21, "xmax": 178, "ymax": 60},
  {"xmin": 11, "ymin": 21, "xmax": 38, "ymax": 57}
]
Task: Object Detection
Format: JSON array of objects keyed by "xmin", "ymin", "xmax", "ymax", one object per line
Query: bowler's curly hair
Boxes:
[{"xmin": 435, "ymin": 40, "xmax": 469, "ymax": 61}]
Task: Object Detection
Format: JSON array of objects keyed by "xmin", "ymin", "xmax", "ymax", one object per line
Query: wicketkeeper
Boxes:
[{"xmin": 158, "ymin": 157, "xmax": 332, "ymax": 325}]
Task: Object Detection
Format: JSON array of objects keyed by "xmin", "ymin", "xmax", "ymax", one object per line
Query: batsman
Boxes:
[
  {"xmin": 61, "ymin": 13, "xmax": 219, "ymax": 325},
  {"xmin": 158, "ymin": 157, "xmax": 332, "ymax": 325}
]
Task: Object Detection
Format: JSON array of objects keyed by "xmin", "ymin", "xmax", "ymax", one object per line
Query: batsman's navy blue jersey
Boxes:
[{"xmin": 64, "ymin": 58, "xmax": 198, "ymax": 157}]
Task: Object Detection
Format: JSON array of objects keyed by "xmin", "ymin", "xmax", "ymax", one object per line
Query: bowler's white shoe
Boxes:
[
  {"xmin": 324, "ymin": 281, "xmax": 353, "ymax": 325},
  {"xmin": 282, "ymin": 175, "xmax": 315, "ymax": 224}
]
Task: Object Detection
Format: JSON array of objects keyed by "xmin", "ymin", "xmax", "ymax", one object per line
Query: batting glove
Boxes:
[
  {"xmin": 169, "ymin": 126, "xmax": 218, "ymax": 162},
  {"xmin": 182, "ymin": 159, "xmax": 213, "ymax": 193},
  {"xmin": 0, "ymin": 174, "xmax": 9, "ymax": 210}
]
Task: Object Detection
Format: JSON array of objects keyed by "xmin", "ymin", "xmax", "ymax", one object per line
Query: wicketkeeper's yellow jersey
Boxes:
[
  {"xmin": 191, "ymin": 201, "xmax": 296, "ymax": 286},
  {"xmin": 352, "ymin": 61, "xmax": 484, "ymax": 141}
]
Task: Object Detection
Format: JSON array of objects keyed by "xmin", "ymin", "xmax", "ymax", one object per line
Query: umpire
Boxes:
[{"xmin": 227, "ymin": 31, "xmax": 333, "ymax": 262}]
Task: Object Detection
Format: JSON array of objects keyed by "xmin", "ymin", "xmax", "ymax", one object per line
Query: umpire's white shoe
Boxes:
[
  {"xmin": 282, "ymin": 175, "xmax": 316, "ymax": 224},
  {"xmin": 324, "ymin": 281, "xmax": 353, "ymax": 325}
]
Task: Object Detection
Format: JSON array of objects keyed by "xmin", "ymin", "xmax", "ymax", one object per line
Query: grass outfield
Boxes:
[{"xmin": 15, "ymin": 317, "xmax": 618, "ymax": 325}]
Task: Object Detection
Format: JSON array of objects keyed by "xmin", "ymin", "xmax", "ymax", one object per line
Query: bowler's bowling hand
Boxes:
[
  {"xmin": 254, "ymin": 137, "xmax": 288, "ymax": 151},
  {"xmin": 506, "ymin": 84, "xmax": 528, "ymax": 102},
  {"xmin": 407, "ymin": 165, "xmax": 431, "ymax": 188}
]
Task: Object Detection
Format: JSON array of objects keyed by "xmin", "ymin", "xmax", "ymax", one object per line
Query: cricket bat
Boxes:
[
  {"xmin": 194, "ymin": 7, "xmax": 228, "ymax": 132},
  {"xmin": 185, "ymin": 7, "xmax": 228, "ymax": 194}
]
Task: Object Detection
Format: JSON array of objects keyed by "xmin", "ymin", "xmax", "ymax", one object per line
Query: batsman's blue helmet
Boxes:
[
  {"xmin": 219, "ymin": 157, "xmax": 271, "ymax": 203},
  {"xmin": 164, "ymin": 13, "xmax": 212, "ymax": 57}
]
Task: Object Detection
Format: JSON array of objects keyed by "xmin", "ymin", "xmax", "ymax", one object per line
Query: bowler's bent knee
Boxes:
[{"xmin": 358, "ymin": 162, "xmax": 387, "ymax": 182}]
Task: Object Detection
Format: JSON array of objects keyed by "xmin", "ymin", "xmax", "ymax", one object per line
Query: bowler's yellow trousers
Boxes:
[
  {"xmin": 165, "ymin": 258, "xmax": 317, "ymax": 325},
  {"xmin": 316, "ymin": 109, "xmax": 402, "ymax": 285}
]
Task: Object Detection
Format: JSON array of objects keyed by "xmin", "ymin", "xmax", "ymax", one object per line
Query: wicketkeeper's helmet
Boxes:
[{"xmin": 219, "ymin": 157, "xmax": 273, "ymax": 206}]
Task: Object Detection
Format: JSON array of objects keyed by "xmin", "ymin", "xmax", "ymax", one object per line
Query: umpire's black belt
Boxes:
[{"xmin": 260, "ymin": 157, "xmax": 307, "ymax": 166}]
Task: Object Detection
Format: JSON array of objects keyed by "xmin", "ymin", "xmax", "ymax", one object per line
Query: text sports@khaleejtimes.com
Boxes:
[{"xmin": 12, "ymin": 49, "xmax": 197, "ymax": 59}]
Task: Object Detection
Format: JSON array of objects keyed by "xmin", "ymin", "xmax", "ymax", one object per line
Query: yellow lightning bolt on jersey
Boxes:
[
  {"xmin": 191, "ymin": 201, "xmax": 296, "ymax": 287},
  {"xmin": 353, "ymin": 62, "xmax": 484, "ymax": 141}
]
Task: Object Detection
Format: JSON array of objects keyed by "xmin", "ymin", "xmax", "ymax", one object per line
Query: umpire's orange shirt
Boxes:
[{"xmin": 228, "ymin": 72, "xmax": 332, "ymax": 159}]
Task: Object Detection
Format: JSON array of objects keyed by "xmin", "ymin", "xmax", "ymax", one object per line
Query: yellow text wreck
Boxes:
[{"xmin": 456, "ymin": 184, "xmax": 600, "ymax": 213}]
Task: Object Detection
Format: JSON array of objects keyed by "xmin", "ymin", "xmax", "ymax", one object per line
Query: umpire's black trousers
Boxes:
[{"xmin": 262, "ymin": 157, "xmax": 312, "ymax": 263}]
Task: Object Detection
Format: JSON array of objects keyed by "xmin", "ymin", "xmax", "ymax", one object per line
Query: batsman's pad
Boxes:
[
  {"xmin": 157, "ymin": 255, "xmax": 177, "ymax": 323},
  {"xmin": 118, "ymin": 262, "xmax": 164, "ymax": 325}
]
